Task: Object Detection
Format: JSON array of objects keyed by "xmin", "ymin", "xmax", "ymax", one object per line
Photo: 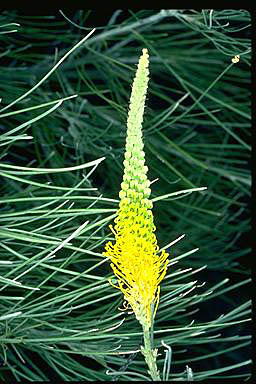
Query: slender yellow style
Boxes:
[{"xmin": 103, "ymin": 48, "xmax": 169, "ymax": 330}]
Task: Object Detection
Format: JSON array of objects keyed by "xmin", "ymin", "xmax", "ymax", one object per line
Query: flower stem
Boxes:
[{"xmin": 141, "ymin": 325, "xmax": 161, "ymax": 381}]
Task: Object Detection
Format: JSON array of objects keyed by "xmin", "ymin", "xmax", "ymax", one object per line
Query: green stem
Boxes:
[{"xmin": 141, "ymin": 325, "xmax": 161, "ymax": 381}]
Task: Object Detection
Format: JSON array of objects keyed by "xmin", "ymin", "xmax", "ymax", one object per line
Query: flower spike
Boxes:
[{"xmin": 103, "ymin": 48, "xmax": 169, "ymax": 329}]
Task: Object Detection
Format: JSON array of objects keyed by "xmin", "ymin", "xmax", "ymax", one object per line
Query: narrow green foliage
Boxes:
[{"xmin": 0, "ymin": 10, "xmax": 251, "ymax": 382}]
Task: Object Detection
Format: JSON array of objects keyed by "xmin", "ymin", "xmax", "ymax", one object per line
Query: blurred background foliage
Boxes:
[{"xmin": 0, "ymin": 10, "xmax": 251, "ymax": 381}]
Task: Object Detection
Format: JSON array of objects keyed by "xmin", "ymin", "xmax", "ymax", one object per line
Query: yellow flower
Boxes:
[
  {"xmin": 103, "ymin": 49, "xmax": 169, "ymax": 328},
  {"xmin": 232, "ymin": 55, "xmax": 240, "ymax": 63}
]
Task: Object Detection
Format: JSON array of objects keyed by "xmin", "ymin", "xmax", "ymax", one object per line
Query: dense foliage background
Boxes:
[{"xmin": 0, "ymin": 10, "xmax": 251, "ymax": 381}]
